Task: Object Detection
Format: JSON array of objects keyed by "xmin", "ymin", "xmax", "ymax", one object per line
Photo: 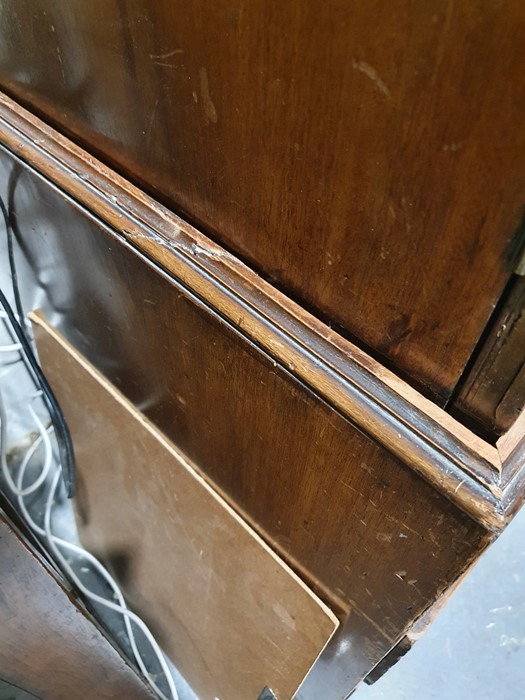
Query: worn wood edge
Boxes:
[
  {"xmin": 498, "ymin": 415, "xmax": 525, "ymax": 507},
  {"xmin": 498, "ymin": 408, "xmax": 525, "ymax": 463},
  {"xmin": 496, "ymin": 407, "xmax": 525, "ymax": 501},
  {"xmin": 495, "ymin": 405, "xmax": 525, "ymax": 502},
  {"xmin": 29, "ymin": 311, "xmax": 341, "ymax": 645},
  {"xmin": 406, "ymin": 535, "xmax": 493, "ymax": 644},
  {"xmin": 500, "ymin": 458, "xmax": 525, "ymax": 522},
  {"xmin": 364, "ymin": 531, "xmax": 493, "ymax": 685},
  {"xmin": 0, "ymin": 91, "xmax": 516, "ymax": 531}
]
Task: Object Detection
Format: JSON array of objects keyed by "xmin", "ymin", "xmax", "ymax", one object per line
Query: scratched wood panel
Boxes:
[
  {"xmin": 3, "ymin": 148, "xmax": 492, "ymax": 699},
  {"xmin": 0, "ymin": 0, "xmax": 523, "ymax": 401},
  {"xmin": 0, "ymin": 513, "xmax": 155, "ymax": 700},
  {"xmin": 452, "ymin": 276, "xmax": 525, "ymax": 439},
  {"xmin": 0, "ymin": 94, "xmax": 505, "ymax": 531}
]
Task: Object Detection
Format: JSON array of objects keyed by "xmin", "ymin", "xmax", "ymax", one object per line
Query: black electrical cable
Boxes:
[
  {"xmin": 1, "ymin": 192, "xmax": 75, "ymax": 497},
  {"xmin": 1, "ymin": 196, "xmax": 41, "ymax": 390},
  {"xmin": 1, "ymin": 195, "xmax": 26, "ymax": 333},
  {"xmin": 0, "ymin": 287, "xmax": 76, "ymax": 497}
]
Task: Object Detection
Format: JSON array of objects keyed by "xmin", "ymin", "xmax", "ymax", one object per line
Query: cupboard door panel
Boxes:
[
  {"xmin": 452, "ymin": 276, "xmax": 525, "ymax": 439},
  {"xmin": 0, "ymin": 1, "xmax": 523, "ymax": 399}
]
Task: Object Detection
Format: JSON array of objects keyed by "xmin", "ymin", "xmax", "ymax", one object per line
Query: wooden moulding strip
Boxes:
[
  {"xmin": 0, "ymin": 90, "xmax": 523, "ymax": 532},
  {"xmin": 497, "ymin": 408, "xmax": 525, "ymax": 477}
]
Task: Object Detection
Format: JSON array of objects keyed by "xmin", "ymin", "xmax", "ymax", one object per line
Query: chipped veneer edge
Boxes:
[{"xmin": 0, "ymin": 91, "xmax": 523, "ymax": 532}]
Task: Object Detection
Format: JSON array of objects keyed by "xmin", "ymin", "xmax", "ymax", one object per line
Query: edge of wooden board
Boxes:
[
  {"xmin": 30, "ymin": 310, "xmax": 340, "ymax": 700},
  {"xmin": 30, "ymin": 311, "xmax": 340, "ymax": 628},
  {"xmin": 0, "ymin": 91, "xmax": 523, "ymax": 531}
]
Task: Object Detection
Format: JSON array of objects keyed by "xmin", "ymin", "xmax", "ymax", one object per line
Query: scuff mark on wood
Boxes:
[
  {"xmin": 352, "ymin": 59, "xmax": 391, "ymax": 98},
  {"xmin": 199, "ymin": 67, "xmax": 218, "ymax": 124}
]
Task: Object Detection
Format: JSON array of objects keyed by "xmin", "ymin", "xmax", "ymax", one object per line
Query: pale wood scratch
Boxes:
[
  {"xmin": 199, "ymin": 67, "xmax": 218, "ymax": 124},
  {"xmin": 352, "ymin": 59, "xmax": 391, "ymax": 98},
  {"xmin": 149, "ymin": 48, "xmax": 183, "ymax": 60}
]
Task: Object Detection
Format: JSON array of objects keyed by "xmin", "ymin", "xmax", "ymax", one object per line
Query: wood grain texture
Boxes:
[
  {"xmin": 0, "ymin": 512, "xmax": 155, "ymax": 700},
  {"xmin": 0, "ymin": 146, "xmax": 492, "ymax": 699},
  {"xmin": 0, "ymin": 1, "xmax": 524, "ymax": 401},
  {"xmin": 32, "ymin": 313, "xmax": 339, "ymax": 700},
  {"xmin": 0, "ymin": 97, "xmax": 510, "ymax": 532},
  {"xmin": 499, "ymin": 409, "xmax": 525, "ymax": 468},
  {"xmin": 453, "ymin": 276, "xmax": 525, "ymax": 438},
  {"xmin": 500, "ymin": 430, "xmax": 525, "ymax": 524}
]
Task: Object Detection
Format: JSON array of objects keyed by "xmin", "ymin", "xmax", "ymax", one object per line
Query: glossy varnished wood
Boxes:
[
  {"xmin": 0, "ymin": 1, "xmax": 524, "ymax": 401},
  {"xmin": 0, "ymin": 512, "xmax": 154, "ymax": 700},
  {"xmin": 453, "ymin": 276, "xmax": 525, "ymax": 439},
  {"xmin": 0, "ymin": 145, "xmax": 491, "ymax": 699},
  {"xmin": 0, "ymin": 96, "xmax": 515, "ymax": 532}
]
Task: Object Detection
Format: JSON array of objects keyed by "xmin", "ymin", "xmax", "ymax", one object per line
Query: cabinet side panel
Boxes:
[{"xmin": 0, "ymin": 148, "xmax": 491, "ymax": 698}]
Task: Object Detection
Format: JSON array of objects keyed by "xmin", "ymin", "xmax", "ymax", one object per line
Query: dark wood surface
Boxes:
[
  {"xmin": 0, "ymin": 145, "xmax": 491, "ymax": 699},
  {"xmin": 0, "ymin": 512, "xmax": 155, "ymax": 700},
  {"xmin": 0, "ymin": 1, "xmax": 524, "ymax": 402},
  {"xmin": 0, "ymin": 96, "xmax": 509, "ymax": 533},
  {"xmin": 453, "ymin": 275, "xmax": 525, "ymax": 439}
]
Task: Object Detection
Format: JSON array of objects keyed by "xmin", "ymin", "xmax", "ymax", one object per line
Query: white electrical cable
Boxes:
[
  {"xmin": 43, "ymin": 469, "xmax": 179, "ymax": 700},
  {"xmin": 0, "ymin": 308, "xmax": 31, "ymax": 324},
  {"xmin": 0, "ymin": 389, "xmax": 52, "ymax": 497},
  {"xmin": 0, "ymin": 341, "xmax": 21, "ymax": 352},
  {"xmin": 0, "ymin": 355, "xmax": 179, "ymax": 700},
  {"xmin": 3, "ymin": 395, "xmax": 179, "ymax": 700},
  {"xmin": 0, "ymin": 309, "xmax": 32, "ymax": 335},
  {"xmin": 0, "ymin": 395, "xmax": 53, "ymax": 497}
]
